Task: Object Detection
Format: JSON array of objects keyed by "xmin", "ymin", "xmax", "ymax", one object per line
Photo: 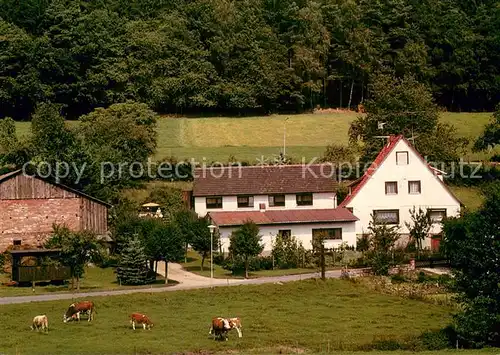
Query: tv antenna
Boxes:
[{"xmin": 374, "ymin": 135, "xmax": 391, "ymax": 145}]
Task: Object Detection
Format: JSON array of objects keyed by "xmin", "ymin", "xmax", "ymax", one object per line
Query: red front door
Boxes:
[{"xmin": 431, "ymin": 235, "xmax": 441, "ymax": 251}]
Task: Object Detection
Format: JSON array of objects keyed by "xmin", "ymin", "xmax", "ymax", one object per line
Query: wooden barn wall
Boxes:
[
  {"xmin": 0, "ymin": 175, "xmax": 77, "ymax": 200},
  {"xmin": 80, "ymin": 198, "xmax": 108, "ymax": 234}
]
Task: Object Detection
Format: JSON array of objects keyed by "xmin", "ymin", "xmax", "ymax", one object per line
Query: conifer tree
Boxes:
[{"xmin": 116, "ymin": 236, "xmax": 150, "ymax": 285}]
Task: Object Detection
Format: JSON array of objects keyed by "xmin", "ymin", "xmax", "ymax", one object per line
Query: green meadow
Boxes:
[
  {"xmin": 0, "ymin": 279, "xmax": 460, "ymax": 354},
  {"xmin": 14, "ymin": 112, "xmax": 498, "ymax": 162}
]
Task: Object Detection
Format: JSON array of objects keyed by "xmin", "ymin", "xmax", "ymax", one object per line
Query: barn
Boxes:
[{"xmin": 0, "ymin": 170, "xmax": 111, "ymax": 252}]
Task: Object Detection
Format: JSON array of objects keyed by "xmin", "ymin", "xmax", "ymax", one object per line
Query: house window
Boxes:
[
  {"xmin": 385, "ymin": 181, "xmax": 398, "ymax": 195},
  {"xmin": 269, "ymin": 194, "xmax": 285, "ymax": 207},
  {"xmin": 13, "ymin": 240, "xmax": 21, "ymax": 246},
  {"xmin": 206, "ymin": 196, "xmax": 222, "ymax": 209},
  {"xmin": 278, "ymin": 230, "xmax": 291, "ymax": 238},
  {"xmin": 373, "ymin": 209, "xmax": 399, "ymax": 225},
  {"xmin": 396, "ymin": 151, "xmax": 409, "ymax": 165},
  {"xmin": 408, "ymin": 181, "xmax": 421, "ymax": 194},
  {"xmin": 428, "ymin": 209, "xmax": 446, "ymax": 223},
  {"xmin": 296, "ymin": 193, "xmax": 313, "ymax": 206},
  {"xmin": 237, "ymin": 195, "xmax": 254, "ymax": 208},
  {"xmin": 312, "ymin": 228, "xmax": 342, "ymax": 241}
]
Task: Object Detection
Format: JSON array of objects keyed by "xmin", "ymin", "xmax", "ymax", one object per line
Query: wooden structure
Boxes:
[
  {"xmin": 0, "ymin": 170, "xmax": 111, "ymax": 251},
  {"xmin": 138, "ymin": 202, "xmax": 163, "ymax": 218},
  {"xmin": 10, "ymin": 249, "xmax": 71, "ymax": 284}
]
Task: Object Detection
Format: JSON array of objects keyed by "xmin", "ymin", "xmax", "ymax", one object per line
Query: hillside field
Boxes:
[
  {"xmin": 0, "ymin": 279, "xmax": 462, "ymax": 354},
  {"xmin": 14, "ymin": 112, "xmax": 498, "ymax": 163}
]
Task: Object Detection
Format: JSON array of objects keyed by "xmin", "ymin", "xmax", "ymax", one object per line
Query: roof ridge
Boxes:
[{"xmin": 193, "ymin": 163, "xmax": 334, "ymax": 170}]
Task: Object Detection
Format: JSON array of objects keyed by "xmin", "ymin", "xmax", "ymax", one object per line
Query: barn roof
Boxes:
[
  {"xmin": 208, "ymin": 208, "xmax": 358, "ymax": 227},
  {"xmin": 193, "ymin": 164, "xmax": 338, "ymax": 197},
  {"xmin": 338, "ymin": 135, "xmax": 462, "ymax": 208},
  {"xmin": 0, "ymin": 170, "xmax": 112, "ymax": 207}
]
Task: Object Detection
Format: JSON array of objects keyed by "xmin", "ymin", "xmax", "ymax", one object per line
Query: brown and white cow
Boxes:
[
  {"xmin": 130, "ymin": 313, "xmax": 154, "ymax": 330},
  {"xmin": 31, "ymin": 315, "xmax": 48, "ymax": 332},
  {"xmin": 63, "ymin": 301, "xmax": 95, "ymax": 323},
  {"xmin": 209, "ymin": 317, "xmax": 242, "ymax": 341}
]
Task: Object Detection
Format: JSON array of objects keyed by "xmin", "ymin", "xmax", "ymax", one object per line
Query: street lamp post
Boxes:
[
  {"xmin": 283, "ymin": 117, "xmax": 289, "ymax": 157},
  {"xmin": 208, "ymin": 224, "xmax": 217, "ymax": 287}
]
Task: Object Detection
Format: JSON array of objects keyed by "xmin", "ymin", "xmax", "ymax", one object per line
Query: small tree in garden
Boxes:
[
  {"xmin": 356, "ymin": 234, "xmax": 371, "ymax": 256},
  {"xmin": 366, "ymin": 214, "xmax": 400, "ymax": 275},
  {"xmin": 116, "ymin": 236, "xmax": 150, "ymax": 285},
  {"xmin": 229, "ymin": 221, "xmax": 264, "ymax": 278},
  {"xmin": 189, "ymin": 217, "xmax": 219, "ymax": 271},
  {"xmin": 141, "ymin": 218, "xmax": 185, "ymax": 283},
  {"xmin": 271, "ymin": 234, "xmax": 304, "ymax": 269},
  {"xmin": 405, "ymin": 206, "xmax": 432, "ymax": 256},
  {"xmin": 44, "ymin": 225, "xmax": 103, "ymax": 290}
]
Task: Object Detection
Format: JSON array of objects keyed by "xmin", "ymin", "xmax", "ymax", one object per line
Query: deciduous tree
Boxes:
[
  {"xmin": 441, "ymin": 182, "xmax": 500, "ymax": 348},
  {"xmin": 229, "ymin": 221, "xmax": 264, "ymax": 278},
  {"xmin": 44, "ymin": 225, "xmax": 103, "ymax": 290}
]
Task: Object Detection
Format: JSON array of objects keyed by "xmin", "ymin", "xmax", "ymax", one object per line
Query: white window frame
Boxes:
[
  {"xmin": 428, "ymin": 209, "xmax": 446, "ymax": 223},
  {"xmin": 373, "ymin": 209, "xmax": 400, "ymax": 225},
  {"xmin": 408, "ymin": 181, "xmax": 421, "ymax": 194},
  {"xmin": 396, "ymin": 151, "xmax": 409, "ymax": 165},
  {"xmin": 385, "ymin": 181, "xmax": 398, "ymax": 195}
]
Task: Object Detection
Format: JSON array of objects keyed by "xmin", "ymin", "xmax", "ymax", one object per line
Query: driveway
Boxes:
[{"xmin": 0, "ymin": 263, "xmax": 345, "ymax": 305}]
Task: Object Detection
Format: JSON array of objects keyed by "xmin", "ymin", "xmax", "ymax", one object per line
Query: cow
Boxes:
[
  {"xmin": 209, "ymin": 317, "xmax": 242, "ymax": 341},
  {"xmin": 63, "ymin": 301, "xmax": 96, "ymax": 323},
  {"xmin": 130, "ymin": 313, "xmax": 154, "ymax": 330},
  {"xmin": 31, "ymin": 315, "xmax": 48, "ymax": 332}
]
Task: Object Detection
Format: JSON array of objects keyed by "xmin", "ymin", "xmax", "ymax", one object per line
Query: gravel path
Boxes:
[{"xmin": 0, "ymin": 263, "xmax": 344, "ymax": 305}]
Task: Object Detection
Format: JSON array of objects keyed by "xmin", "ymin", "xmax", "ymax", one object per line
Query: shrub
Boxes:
[
  {"xmin": 271, "ymin": 234, "xmax": 305, "ymax": 269},
  {"xmin": 212, "ymin": 253, "xmax": 225, "ymax": 266},
  {"xmin": 418, "ymin": 328, "xmax": 454, "ymax": 350},
  {"xmin": 222, "ymin": 255, "xmax": 273, "ymax": 274},
  {"xmin": 98, "ymin": 254, "xmax": 120, "ymax": 268}
]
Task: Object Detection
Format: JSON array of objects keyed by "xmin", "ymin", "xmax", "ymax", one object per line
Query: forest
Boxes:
[{"xmin": 1, "ymin": 0, "xmax": 500, "ymax": 120}]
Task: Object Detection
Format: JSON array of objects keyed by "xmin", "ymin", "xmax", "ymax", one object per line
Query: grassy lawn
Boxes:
[
  {"xmin": 14, "ymin": 112, "xmax": 499, "ymax": 162},
  {"xmin": 182, "ymin": 251, "xmax": 342, "ymax": 279},
  {"xmin": 0, "ymin": 279, "xmax": 460, "ymax": 354},
  {"xmin": 0, "ymin": 266, "xmax": 175, "ymax": 297},
  {"xmin": 449, "ymin": 185, "xmax": 486, "ymax": 212}
]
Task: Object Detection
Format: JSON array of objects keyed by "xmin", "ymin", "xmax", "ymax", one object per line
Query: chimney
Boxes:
[
  {"xmin": 259, "ymin": 203, "xmax": 266, "ymax": 212},
  {"xmin": 182, "ymin": 190, "xmax": 193, "ymax": 210}
]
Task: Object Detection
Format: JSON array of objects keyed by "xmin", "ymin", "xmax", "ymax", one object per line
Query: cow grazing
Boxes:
[
  {"xmin": 130, "ymin": 313, "xmax": 153, "ymax": 330},
  {"xmin": 209, "ymin": 317, "xmax": 242, "ymax": 341},
  {"xmin": 63, "ymin": 301, "xmax": 96, "ymax": 323},
  {"xmin": 31, "ymin": 315, "xmax": 48, "ymax": 332}
]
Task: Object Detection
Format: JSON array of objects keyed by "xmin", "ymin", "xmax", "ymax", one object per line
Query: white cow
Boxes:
[{"xmin": 31, "ymin": 315, "xmax": 48, "ymax": 332}]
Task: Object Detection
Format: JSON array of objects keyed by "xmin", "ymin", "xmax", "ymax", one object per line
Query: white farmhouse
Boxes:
[
  {"xmin": 339, "ymin": 135, "xmax": 462, "ymax": 250},
  {"xmin": 192, "ymin": 164, "xmax": 358, "ymax": 253}
]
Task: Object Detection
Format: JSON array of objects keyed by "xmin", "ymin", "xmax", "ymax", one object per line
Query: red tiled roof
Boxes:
[
  {"xmin": 193, "ymin": 164, "xmax": 338, "ymax": 197},
  {"xmin": 339, "ymin": 135, "xmax": 462, "ymax": 207},
  {"xmin": 208, "ymin": 208, "xmax": 358, "ymax": 227}
]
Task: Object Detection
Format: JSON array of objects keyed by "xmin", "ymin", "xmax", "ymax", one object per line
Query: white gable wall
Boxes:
[
  {"xmin": 343, "ymin": 139, "xmax": 461, "ymax": 247},
  {"xmin": 216, "ymin": 221, "xmax": 356, "ymax": 254},
  {"xmin": 194, "ymin": 192, "xmax": 336, "ymax": 217}
]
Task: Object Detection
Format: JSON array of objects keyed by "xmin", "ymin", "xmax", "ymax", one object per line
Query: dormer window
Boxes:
[
  {"xmin": 237, "ymin": 195, "xmax": 254, "ymax": 208},
  {"xmin": 396, "ymin": 151, "xmax": 409, "ymax": 165}
]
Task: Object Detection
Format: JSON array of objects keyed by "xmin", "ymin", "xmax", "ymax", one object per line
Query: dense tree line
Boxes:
[{"xmin": 1, "ymin": 0, "xmax": 500, "ymax": 120}]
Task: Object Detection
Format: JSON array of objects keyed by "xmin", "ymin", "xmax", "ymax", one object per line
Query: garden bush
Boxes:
[
  {"xmin": 271, "ymin": 234, "xmax": 306, "ymax": 269},
  {"xmin": 222, "ymin": 255, "xmax": 273, "ymax": 274}
]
